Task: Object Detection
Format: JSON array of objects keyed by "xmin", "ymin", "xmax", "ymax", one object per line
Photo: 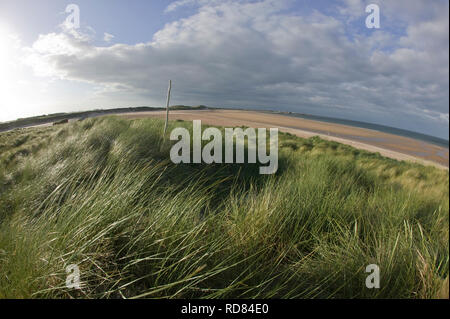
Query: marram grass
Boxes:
[{"xmin": 0, "ymin": 117, "xmax": 448, "ymax": 298}]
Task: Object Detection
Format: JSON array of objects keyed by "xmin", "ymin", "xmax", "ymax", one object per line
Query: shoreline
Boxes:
[
  {"xmin": 117, "ymin": 109, "xmax": 449, "ymax": 170},
  {"xmin": 261, "ymin": 110, "xmax": 449, "ymax": 149}
]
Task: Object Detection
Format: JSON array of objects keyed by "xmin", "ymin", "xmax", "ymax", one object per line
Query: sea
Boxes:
[{"xmin": 275, "ymin": 112, "xmax": 449, "ymax": 149}]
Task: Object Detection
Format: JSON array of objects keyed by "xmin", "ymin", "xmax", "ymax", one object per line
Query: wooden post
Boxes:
[{"xmin": 164, "ymin": 80, "xmax": 172, "ymax": 136}]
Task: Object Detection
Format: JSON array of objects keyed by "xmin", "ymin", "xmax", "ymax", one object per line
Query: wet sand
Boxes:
[{"xmin": 117, "ymin": 109, "xmax": 449, "ymax": 170}]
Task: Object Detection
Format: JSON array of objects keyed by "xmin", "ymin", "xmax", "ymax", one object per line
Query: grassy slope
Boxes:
[{"xmin": 0, "ymin": 117, "xmax": 448, "ymax": 298}]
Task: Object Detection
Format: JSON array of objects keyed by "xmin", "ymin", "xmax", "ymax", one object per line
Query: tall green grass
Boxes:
[{"xmin": 0, "ymin": 117, "xmax": 448, "ymax": 298}]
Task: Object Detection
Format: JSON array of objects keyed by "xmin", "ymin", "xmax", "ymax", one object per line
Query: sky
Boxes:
[{"xmin": 0, "ymin": 0, "xmax": 448, "ymax": 139}]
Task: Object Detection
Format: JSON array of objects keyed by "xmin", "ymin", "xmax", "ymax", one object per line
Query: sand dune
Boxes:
[{"xmin": 117, "ymin": 109, "xmax": 449, "ymax": 170}]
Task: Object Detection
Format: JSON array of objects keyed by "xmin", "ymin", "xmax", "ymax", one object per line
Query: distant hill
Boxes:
[{"xmin": 0, "ymin": 105, "xmax": 213, "ymax": 132}]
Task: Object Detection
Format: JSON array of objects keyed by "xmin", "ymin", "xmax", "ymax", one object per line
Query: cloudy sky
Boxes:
[{"xmin": 0, "ymin": 0, "xmax": 448, "ymax": 139}]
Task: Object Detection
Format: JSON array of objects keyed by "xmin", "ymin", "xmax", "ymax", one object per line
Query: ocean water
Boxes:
[{"xmin": 279, "ymin": 112, "xmax": 449, "ymax": 149}]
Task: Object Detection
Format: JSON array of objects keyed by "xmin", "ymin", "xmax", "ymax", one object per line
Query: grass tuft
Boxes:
[{"xmin": 0, "ymin": 117, "xmax": 448, "ymax": 298}]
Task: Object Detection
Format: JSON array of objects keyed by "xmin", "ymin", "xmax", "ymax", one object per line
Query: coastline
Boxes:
[{"xmin": 117, "ymin": 109, "xmax": 449, "ymax": 170}]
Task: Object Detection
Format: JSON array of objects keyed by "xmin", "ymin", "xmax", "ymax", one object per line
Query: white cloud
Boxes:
[
  {"xmin": 21, "ymin": 0, "xmax": 450, "ymax": 138},
  {"xmin": 165, "ymin": 0, "xmax": 198, "ymax": 13},
  {"xmin": 103, "ymin": 32, "xmax": 114, "ymax": 42},
  {"xmin": 338, "ymin": 0, "xmax": 366, "ymax": 20}
]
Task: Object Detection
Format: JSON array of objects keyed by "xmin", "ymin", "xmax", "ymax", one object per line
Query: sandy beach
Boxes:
[{"xmin": 117, "ymin": 109, "xmax": 449, "ymax": 170}]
